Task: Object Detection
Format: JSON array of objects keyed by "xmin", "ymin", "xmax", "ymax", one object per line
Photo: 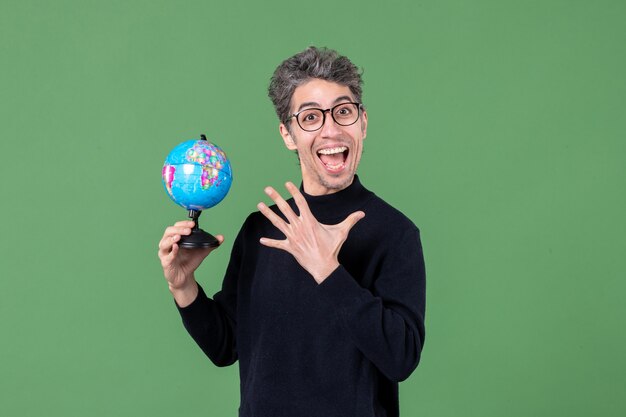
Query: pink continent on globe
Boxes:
[{"xmin": 162, "ymin": 165, "xmax": 176, "ymax": 197}]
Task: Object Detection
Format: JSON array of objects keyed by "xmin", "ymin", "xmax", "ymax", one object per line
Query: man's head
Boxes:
[
  {"xmin": 268, "ymin": 46, "xmax": 364, "ymax": 129},
  {"xmin": 268, "ymin": 47, "xmax": 368, "ymax": 196}
]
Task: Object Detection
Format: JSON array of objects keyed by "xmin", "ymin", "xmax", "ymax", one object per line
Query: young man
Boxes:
[{"xmin": 158, "ymin": 46, "xmax": 426, "ymax": 417}]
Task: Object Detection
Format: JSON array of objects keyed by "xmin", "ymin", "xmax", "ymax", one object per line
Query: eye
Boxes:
[
  {"xmin": 299, "ymin": 110, "xmax": 321, "ymax": 124},
  {"xmin": 334, "ymin": 104, "xmax": 354, "ymax": 118}
]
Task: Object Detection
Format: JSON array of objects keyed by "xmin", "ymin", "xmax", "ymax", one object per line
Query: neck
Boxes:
[{"xmin": 296, "ymin": 175, "xmax": 372, "ymax": 223}]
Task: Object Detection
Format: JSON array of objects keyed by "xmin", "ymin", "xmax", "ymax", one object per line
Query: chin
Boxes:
[{"xmin": 317, "ymin": 171, "xmax": 355, "ymax": 192}]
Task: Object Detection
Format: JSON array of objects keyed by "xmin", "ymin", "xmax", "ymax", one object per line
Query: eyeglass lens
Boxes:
[{"xmin": 297, "ymin": 103, "xmax": 360, "ymax": 131}]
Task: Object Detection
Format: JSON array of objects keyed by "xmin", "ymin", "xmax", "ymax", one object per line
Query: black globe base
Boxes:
[
  {"xmin": 179, "ymin": 209, "xmax": 220, "ymax": 249},
  {"xmin": 179, "ymin": 228, "xmax": 220, "ymax": 248}
]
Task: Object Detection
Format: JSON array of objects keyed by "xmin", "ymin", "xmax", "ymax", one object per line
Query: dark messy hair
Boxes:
[{"xmin": 268, "ymin": 46, "xmax": 364, "ymax": 128}]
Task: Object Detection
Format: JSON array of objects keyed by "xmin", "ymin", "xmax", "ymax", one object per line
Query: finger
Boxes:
[
  {"xmin": 168, "ymin": 242, "xmax": 180, "ymax": 262},
  {"xmin": 257, "ymin": 202, "xmax": 289, "ymax": 235},
  {"xmin": 158, "ymin": 232, "xmax": 179, "ymax": 256},
  {"xmin": 159, "ymin": 227, "xmax": 190, "ymax": 253},
  {"xmin": 264, "ymin": 186, "xmax": 298, "ymax": 223},
  {"xmin": 164, "ymin": 225, "xmax": 193, "ymax": 239},
  {"xmin": 259, "ymin": 237, "xmax": 288, "ymax": 251},
  {"xmin": 339, "ymin": 211, "xmax": 366, "ymax": 232},
  {"xmin": 161, "ymin": 226, "xmax": 193, "ymax": 244},
  {"xmin": 174, "ymin": 220, "xmax": 196, "ymax": 228},
  {"xmin": 161, "ymin": 241, "xmax": 179, "ymax": 268},
  {"xmin": 285, "ymin": 182, "xmax": 314, "ymax": 220},
  {"xmin": 212, "ymin": 234, "xmax": 225, "ymax": 247},
  {"xmin": 204, "ymin": 234, "xmax": 225, "ymax": 254}
]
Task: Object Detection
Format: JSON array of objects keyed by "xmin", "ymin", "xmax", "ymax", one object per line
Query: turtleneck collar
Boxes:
[{"xmin": 295, "ymin": 175, "xmax": 374, "ymax": 223}]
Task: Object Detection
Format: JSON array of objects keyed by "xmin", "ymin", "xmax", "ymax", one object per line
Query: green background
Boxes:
[{"xmin": 1, "ymin": 0, "xmax": 625, "ymax": 416}]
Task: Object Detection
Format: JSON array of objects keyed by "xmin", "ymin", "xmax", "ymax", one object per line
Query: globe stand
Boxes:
[{"xmin": 178, "ymin": 209, "xmax": 220, "ymax": 249}]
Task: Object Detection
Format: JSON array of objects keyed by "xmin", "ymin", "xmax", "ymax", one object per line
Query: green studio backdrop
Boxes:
[{"xmin": 1, "ymin": 0, "xmax": 625, "ymax": 416}]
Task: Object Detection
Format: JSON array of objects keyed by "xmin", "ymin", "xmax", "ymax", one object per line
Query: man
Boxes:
[{"xmin": 158, "ymin": 46, "xmax": 426, "ymax": 417}]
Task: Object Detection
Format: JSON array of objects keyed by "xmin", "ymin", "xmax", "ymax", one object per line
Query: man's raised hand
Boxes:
[{"xmin": 257, "ymin": 182, "xmax": 364, "ymax": 284}]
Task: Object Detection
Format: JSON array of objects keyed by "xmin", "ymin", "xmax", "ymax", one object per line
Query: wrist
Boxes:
[
  {"xmin": 311, "ymin": 261, "xmax": 340, "ymax": 284},
  {"xmin": 169, "ymin": 278, "xmax": 199, "ymax": 308}
]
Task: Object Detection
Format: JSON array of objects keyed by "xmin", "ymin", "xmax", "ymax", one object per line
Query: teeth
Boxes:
[
  {"xmin": 325, "ymin": 162, "xmax": 344, "ymax": 170},
  {"xmin": 317, "ymin": 146, "xmax": 347, "ymax": 155}
]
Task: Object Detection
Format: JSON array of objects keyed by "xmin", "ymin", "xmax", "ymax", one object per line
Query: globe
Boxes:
[
  {"xmin": 162, "ymin": 138, "xmax": 233, "ymax": 211},
  {"xmin": 161, "ymin": 135, "xmax": 232, "ymax": 249}
]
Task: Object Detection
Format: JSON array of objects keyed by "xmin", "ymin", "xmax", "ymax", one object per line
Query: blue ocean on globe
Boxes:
[{"xmin": 162, "ymin": 139, "xmax": 232, "ymax": 211}]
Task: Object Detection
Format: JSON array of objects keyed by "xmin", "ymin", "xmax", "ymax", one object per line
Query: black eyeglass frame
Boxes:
[{"xmin": 286, "ymin": 102, "xmax": 363, "ymax": 132}]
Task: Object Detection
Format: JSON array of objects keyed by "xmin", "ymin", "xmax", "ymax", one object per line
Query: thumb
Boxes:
[
  {"xmin": 205, "ymin": 234, "xmax": 225, "ymax": 255},
  {"xmin": 191, "ymin": 235, "xmax": 225, "ymax": 263},
  {"xmin": 340, "ymin": 211, "xmax": 365, "ymax": 231},
  {"xmin": 214, "ymin": 234, "xmax": 225, "ymax": 246}
]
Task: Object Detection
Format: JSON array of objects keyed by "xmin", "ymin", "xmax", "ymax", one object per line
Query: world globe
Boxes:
[{"xmin": 162, "ymin": 137, "xmax": 233, "ymax": 211}]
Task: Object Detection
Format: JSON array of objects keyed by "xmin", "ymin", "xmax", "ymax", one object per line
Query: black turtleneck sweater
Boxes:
[{"xmin": 177, "ymin": 176, "xmax": 426, "ymax": 417}]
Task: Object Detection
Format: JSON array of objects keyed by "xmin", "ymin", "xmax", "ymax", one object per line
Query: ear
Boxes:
[
  {"xmin": 361, "ymin": 109, "xmax": 368, "ymax": 140},
  {"xmin": 279, "ymin": 123, "xmax": 298, "ymax": 151}
]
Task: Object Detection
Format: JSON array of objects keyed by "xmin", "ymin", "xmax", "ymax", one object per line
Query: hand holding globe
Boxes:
[{"xmin": 162, "ymin": 135, "xmax": 233, "ymax": 248}]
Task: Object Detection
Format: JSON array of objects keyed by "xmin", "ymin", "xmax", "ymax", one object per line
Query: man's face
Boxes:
[{"xmin": 279, "ymin": 79, "xmax": 368, "ymax": 196}]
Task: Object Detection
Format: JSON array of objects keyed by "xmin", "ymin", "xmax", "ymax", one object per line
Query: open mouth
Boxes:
[{"xmin": 317, "ymin": 146, "xmax": 349, "ymax": 172}]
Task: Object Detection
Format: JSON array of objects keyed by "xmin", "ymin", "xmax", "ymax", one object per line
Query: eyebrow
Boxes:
[{"xmin": 296, "ymin": 95, "xmax": 354, "ymax": 112}]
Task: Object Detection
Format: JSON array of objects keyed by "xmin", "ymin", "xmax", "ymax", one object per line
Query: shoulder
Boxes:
[
  {"xmin": 238, "ymin": 205, "xmax": 285, "ymax": 238},
  {"xmin": 361, "ymin": 192, "xmax": 419, "ymax": 235}
]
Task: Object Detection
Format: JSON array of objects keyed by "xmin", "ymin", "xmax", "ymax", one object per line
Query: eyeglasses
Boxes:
[{"xmin": 287, "ymin": 102, "xmax": 362, "ymax": 132}]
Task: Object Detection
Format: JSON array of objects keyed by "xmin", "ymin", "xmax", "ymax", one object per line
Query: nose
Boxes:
[{"xmin": 320, "ymin": 109, "xmax": 342, "ymax": 137}]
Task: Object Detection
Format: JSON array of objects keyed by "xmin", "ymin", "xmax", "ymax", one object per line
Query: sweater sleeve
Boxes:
[
  {"xmin": 175, "ymin": 218, "xmax": 247, "ymax": 367},
  {"xmin": 316, "ymin": 227, "xmax": 426, "ymax": 382}
]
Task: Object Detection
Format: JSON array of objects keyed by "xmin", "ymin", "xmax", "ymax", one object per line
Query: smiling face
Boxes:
[{"xmin": 279, "ymin": 79, "xmax": 368, "ymax": 196}]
